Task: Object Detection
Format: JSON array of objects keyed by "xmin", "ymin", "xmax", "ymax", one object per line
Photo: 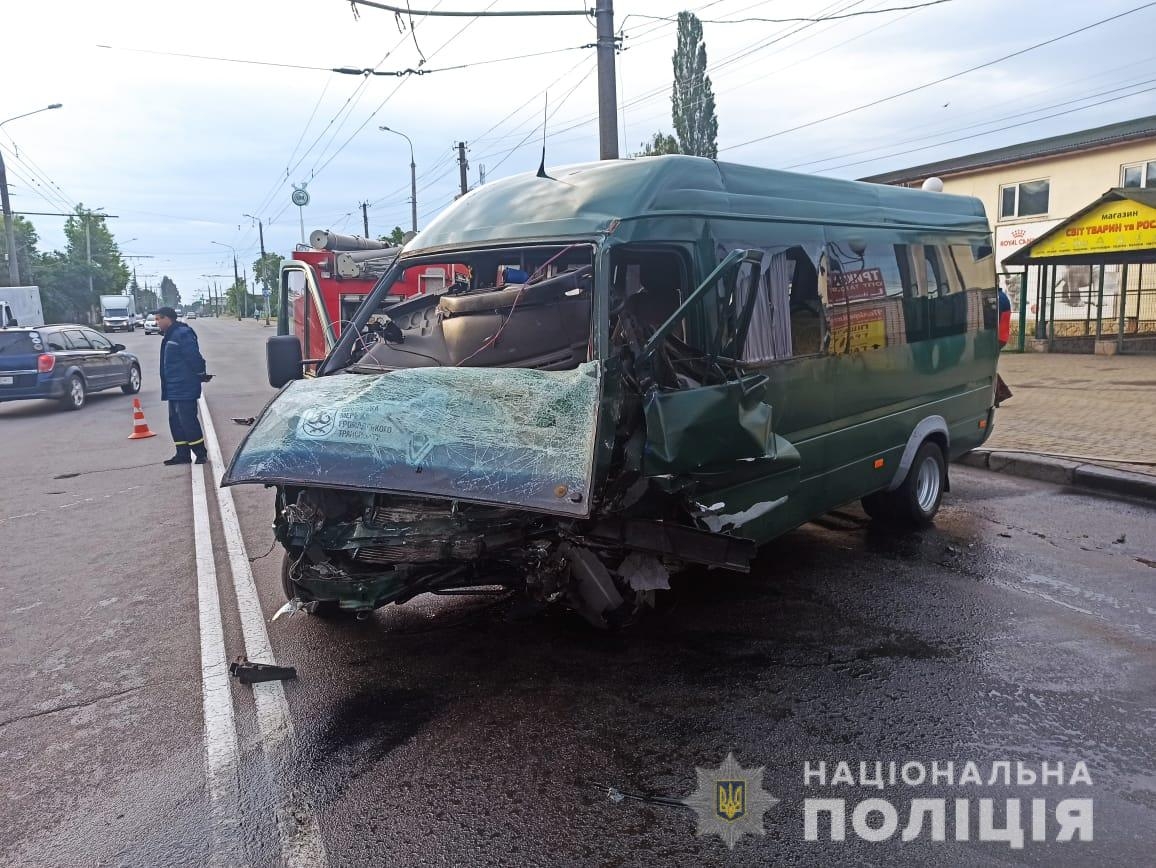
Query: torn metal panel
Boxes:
[
  {"xmin": 643, "ymin": 375, "xmax": 774, "ymax": 476},
  {"xmin": 224, "ymin": 362, "xmax": 602, "ymax": 517}
]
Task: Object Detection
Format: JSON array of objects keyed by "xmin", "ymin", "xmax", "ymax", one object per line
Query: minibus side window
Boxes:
[
  {"xmin": 948, "ymin": 242, "xmax": 999, "ymax": 332},
  {"xmin": 822, "ymin": 231, "xmax": 909, "ymax": 354},
  {"xmin": 711, "ymin": 229, "xmax": 825, "ymax": 363},
  {"xmin": 732, "ymin": 245, "xmax": 827, "ymax": 362},
  {"xmin": 919, "ymin": 244, "xmax": 969, "ymax": 338}
]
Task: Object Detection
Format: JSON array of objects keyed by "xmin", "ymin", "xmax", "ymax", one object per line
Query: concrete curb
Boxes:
[{"xmin": 957, "ymin": 449, "xmax": 1156, "ymax": 502}]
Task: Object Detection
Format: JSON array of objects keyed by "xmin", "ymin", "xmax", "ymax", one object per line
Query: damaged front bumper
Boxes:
[
  {"xmin": 273, "ymin": 486, "xmax": 757, "ymax": 627},
  {"xmin": 225, "ymin": 355, "xmax": 783, "ymax": 626}
]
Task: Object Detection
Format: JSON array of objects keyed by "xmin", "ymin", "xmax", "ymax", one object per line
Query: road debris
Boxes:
[{"xmin": 228, "ymin": 658, "xmax": 297, "ymax": 684}]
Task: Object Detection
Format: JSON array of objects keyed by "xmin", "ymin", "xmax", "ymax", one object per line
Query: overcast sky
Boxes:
[{"xmin": 3, "ymin": 0, "xmax": 1154, "ymax": 301}]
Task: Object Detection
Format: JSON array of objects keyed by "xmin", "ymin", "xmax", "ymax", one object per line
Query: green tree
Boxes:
[
  {"xmin": 252, "ymin": 252, "xmax": 283, "ymax": 317},
  {"xmin": 224, "ymin": 277, "xmax": 248, "ymax": 317},
  {"xmin": 36, "ymin": 253, "xmax": 92, "ymax": 323},
  {"xmin": 378, "ymin": 226, "xmax": 407, "ymax": 246},
  {"xmin": 159, "ymin": 276, "xmax": 180, "ymax": 307},
  {"xmin": 671, "ymin": 12, "xmax": 718, "ymax": 159},
  {"xmin": 139, "ymin": 285, "xmax": 159, "ymax": 313},
  {"xmin": 60, "ymin": 206, "xmax": 130, "ymax": 309},
  {"xmin": 0, "ymin": 216, "xmax": 41, "ymax": 286},
  {"xmin": 635, "ymin": 132, "xmax": 680, "ymax": 157}
]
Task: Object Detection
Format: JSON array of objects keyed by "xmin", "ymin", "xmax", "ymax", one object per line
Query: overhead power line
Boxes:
[
  {"xmin": 627, "ymin": 0, "xmax": 954, "ymax": 26},
  {"xmin": 537, "ymin": 0, "xmax": 878, "ymax": 152},
  {"xmin": 611, "ymin": 0, "xmax": 925, "ymax": 153},
  {"xmin": 97, "ymin": 44, "xmax": 341, "ymax": 72},
  {"xmin": 284, "ymin": 0, "xmax": 501, "ymax": 208},
  {"xmin": 722, "ymin": 0, "xmax": 1156, "ymax": 153},
  {"xmin": 807, "ymin": 84, "xmax": 1156, "ymax": 174},
  {"xmin": 96, "ymin": 41, "xmax": 586, "ymax": 79},
  {"xmin": 349, "ymin": 1, "xmax": 587, "ymax": 17}
]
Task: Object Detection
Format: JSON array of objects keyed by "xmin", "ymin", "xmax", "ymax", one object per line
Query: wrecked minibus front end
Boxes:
[{"xmin": 224, "ymin": 235, "xmax": 765, "ymax": 626}]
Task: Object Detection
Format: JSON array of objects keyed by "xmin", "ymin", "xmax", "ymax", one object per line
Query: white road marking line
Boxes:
[
  {"xmin": 0, "ymin": 486, "xmax": 143, "ymax": 525},
  {"xmin": 200, "ymin": 396, "xmax": 329, "ymax": 868},
  {"xmin": 191, "ymin": 463, "xmax": 247, "ymax": 868}
]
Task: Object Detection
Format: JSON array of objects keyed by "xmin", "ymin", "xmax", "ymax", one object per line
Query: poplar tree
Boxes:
[{"xmin": 671, "ymin": 12, "xmax": 718, "ymax": 159}]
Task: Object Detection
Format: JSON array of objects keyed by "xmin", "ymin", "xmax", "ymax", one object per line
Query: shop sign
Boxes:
[{"xmin": 1030, "ymin": 199, "xmax": 1156, "ymax": 257}]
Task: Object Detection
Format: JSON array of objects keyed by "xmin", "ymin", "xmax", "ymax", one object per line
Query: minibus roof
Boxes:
[{"xmin": 406, "ymin": 154, "xmax": 990, "ymax": 254}]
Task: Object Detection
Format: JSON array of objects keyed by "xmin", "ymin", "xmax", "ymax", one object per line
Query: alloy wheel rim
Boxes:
[
  {"xmin": 131, "ymin": 369, "xmax": 140, "ymax": 389},
  {"xmin": 71, "ymin": 379, "xmax": 83, "ymax": 406},
  {"xmin": 915, "ymin": 455, "xmax": 940, "ymax": 513}
]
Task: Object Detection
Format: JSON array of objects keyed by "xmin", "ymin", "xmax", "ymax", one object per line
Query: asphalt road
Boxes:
[{"xmin": 1, "ymin": 317, "xmax": 1153, "ymax": 867}]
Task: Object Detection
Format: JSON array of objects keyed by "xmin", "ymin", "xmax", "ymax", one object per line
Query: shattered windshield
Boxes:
[
  {"xmin": 345, "ymin": 243, "xmax": 595, "ymax": 372},
  {"xmin": 224, "ymin": 362, "xmax": 602, "ymax": 517}
]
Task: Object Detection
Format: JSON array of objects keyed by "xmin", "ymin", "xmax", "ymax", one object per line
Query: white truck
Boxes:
[
  {"xmin": 99, "ymin": 294, "xmax": 138, "ymax": 332},
  {"xmin": 0, "ymin": 286, "xmax": 46, "ymax": 328}
]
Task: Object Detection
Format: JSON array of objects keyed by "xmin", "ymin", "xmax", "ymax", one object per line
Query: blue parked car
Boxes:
[{"xmin": 0, "ymin": 325, "xmax": 142, "ymax": 411}]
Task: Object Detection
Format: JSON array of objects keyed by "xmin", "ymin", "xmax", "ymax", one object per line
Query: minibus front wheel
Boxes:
[{"xmin": 861, "ymin": 440, "xmax": 946, "ymax": 528}]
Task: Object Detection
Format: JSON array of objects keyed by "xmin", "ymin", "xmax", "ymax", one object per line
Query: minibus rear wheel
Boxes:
[{"xmin": 861, "ymin": 440, "xmax": 946, "ymax": 528}]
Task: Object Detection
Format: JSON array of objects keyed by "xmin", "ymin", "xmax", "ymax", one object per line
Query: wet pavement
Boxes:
[{"xmin": 1, "ymin": 318, "xmax": 1154, "ymax": 866}]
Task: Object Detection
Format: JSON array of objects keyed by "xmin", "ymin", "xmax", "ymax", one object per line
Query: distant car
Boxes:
[
  {"xmin": 0, "ymin": 325, "xmax": 142, "ymax": 411},
  {"xmin": 186, "ymin": 311, "xmax": 198, "ymax": 320},
  {"xmin": 144, "ymin": 314, "xmax": 160, "ymax": 335}
]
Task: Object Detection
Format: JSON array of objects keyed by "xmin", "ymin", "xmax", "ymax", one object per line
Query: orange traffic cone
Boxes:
[{"xmin": 127, "ymin": 398, "xmax": 157, "ymax": 440}]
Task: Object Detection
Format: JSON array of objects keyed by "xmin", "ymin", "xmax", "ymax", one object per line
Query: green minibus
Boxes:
[{"xmin": 226, "ymin": 155, "xmax": 999, "ymax": 626}]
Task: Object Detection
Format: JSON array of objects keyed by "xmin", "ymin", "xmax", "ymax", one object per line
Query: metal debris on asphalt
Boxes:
[{"xmin": 228, "ymin": 658, "xmax": 297, "ymax": 684}]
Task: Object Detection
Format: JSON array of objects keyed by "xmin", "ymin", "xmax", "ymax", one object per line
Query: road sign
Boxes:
[{"xmin": 291, "ymin": 185, "xmax": 310, "ymax": 207}]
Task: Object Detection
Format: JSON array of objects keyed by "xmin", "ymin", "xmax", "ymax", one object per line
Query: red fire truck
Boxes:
[{"xmin": 281, "ymin": 230, "xmax": 465, "ymax": 361}]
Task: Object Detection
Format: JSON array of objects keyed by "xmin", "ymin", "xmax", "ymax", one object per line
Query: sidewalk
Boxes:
[{"xmin": 984, "ymin": 352, "xmax": 1156, "ymax": 479}]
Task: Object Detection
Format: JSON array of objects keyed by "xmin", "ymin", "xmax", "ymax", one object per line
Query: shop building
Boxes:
[{"xmin": 862, "ymin": 116, "xmax": 1156, "ymax": 352}]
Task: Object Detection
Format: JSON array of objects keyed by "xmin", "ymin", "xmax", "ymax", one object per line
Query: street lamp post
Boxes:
[
  {"xmin": 380, "ymin": 126, "xmax": 417, "ymax": 235},
  {"xmin": 211, "ymin": 240, "xmax": 242, "ymax": 320},
  {"xmin": 0, "ymin": 104, "xmax": 62, "ymax": 285}
]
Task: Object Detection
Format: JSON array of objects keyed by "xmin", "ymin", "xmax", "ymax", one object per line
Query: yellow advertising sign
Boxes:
[
  {"xmin": 1030, "ymin": 198, "xmax": 1156, "ymax": 258},
  {"xmin": 830, "ymin": 307, "xmax": 886, "ymax": 353}
]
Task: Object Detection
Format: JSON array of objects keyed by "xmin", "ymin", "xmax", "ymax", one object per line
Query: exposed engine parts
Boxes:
[{"xmin": 273, "ymin": 486, "xmax": 753, "ymax": 627}]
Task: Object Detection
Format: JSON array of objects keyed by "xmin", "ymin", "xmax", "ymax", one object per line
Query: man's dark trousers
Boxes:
[{"xmin": 168, "ymin": 400, "xmax": 206, "ymax": 460}]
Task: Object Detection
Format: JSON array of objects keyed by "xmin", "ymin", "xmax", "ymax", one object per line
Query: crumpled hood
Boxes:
[{"xmin": 223, "ymin": 362, "xmax": 601, "ymax": 517}]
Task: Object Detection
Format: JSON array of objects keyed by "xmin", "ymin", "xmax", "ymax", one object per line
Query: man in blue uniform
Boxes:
[{"xmin": 155, "ymin": 306, "xmax": 210, "ymax": 465}]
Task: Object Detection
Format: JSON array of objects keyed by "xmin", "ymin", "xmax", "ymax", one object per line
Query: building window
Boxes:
[
  {"xmin": 999, "ymin": 179, "xmax": 1049, "ymax": 219},
  {"xmin": 1121, "ymin": 160, "xmax": 1156, "ymax": 188}
]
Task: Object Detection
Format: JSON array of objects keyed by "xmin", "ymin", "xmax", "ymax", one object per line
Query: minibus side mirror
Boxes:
[{"xmin": 267, "ymin": 335, "xmax": 304, "ymax": 388}]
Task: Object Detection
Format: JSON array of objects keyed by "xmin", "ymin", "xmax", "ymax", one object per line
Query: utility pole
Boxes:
[
  {"xmin": 84, "ymin": 213, "xmax": 98, "ymax": 322},
  {"xmin": 409, "ymin": 154, "xmax": 417, "ymax": 233},
  {"xmin": 0, "ymin": 104, "xmax": 62, "ymax": 285},
  {"xmin": 457, "ymin": 142, "xmax": 469, "ymax": 196},
  {"xmin": 595, "ymin": 0, "xmax": 619, "ymax": 159},
  {"xmin": 123, "ymin": 256, "xmax": 154, "ymax": 311},
  {"xmin": 350, "ymin": 4, "xmax": 617, "ymax": 161},
  {"xmin": 0, "ymin": 153, "xmax": 19, "ymax": 285},
  {"xmin": 242, "ymin": 213, "xmax": 271, "ymax": 325},
  {"xmin": 211, "ymin": 241, "xmax": 241, "ymax": 320},
  {"xmin": 361, "ymin": 201, "xmax": 370, "ymax": 238}
]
